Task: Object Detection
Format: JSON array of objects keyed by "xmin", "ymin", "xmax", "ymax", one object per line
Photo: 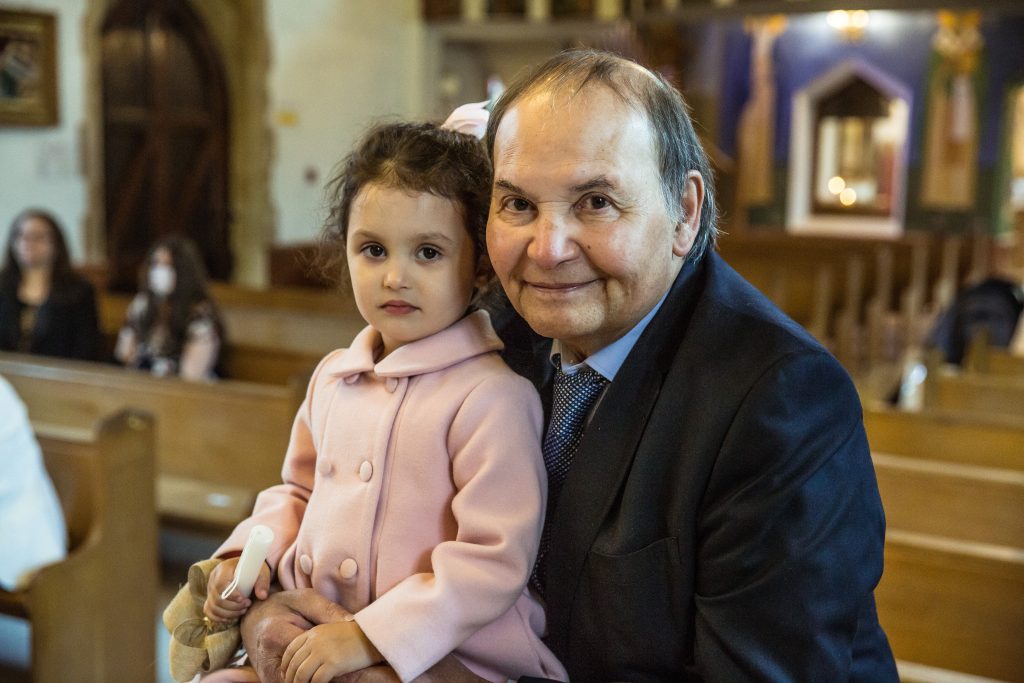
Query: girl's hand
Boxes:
[
  {"xmin": 203, "ymin": 557, "xmax": 271, "ymax": 623},
  {"xmin": 280, "ymin": 621, "xmax": 383, "ymax": 683}
]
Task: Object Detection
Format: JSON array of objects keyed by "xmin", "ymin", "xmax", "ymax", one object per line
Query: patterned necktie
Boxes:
[{"xmin": 531, "ymin": 357, "xmax": 609, "ymax": 596}]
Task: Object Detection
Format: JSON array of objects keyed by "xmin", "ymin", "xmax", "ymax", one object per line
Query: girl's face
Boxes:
[
  {"xmin": 14, "ymin": 217, "xmax": 55, "ymax": 270},
  {"xmin": 346, "ymin": 182, "xmax": 484, "ymax": 357},
  {"xmin": 148, "ymin": 247, "xmax": 177, "ymax": 297}
]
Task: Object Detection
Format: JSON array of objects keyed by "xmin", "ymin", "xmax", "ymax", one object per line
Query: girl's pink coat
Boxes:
[{"xmin": 217, "ymin": 311, "xmax": 566, "ymax": 682}]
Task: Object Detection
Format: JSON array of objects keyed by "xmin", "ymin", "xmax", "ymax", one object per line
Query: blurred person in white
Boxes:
[{"xmin": 0, "ymin": 375, "xmax": 66, "ymax": 591}]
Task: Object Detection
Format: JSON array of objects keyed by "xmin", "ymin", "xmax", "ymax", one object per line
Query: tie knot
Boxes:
[
  {"xmin": 550, "ymin": 360, "xmax": 608, "ymax": 425},
  {"xmin": 552, "ymin": 355, "xmax": 607, "ymax": 389},
  {"xmin": 555, "ymin": 364, "xmax": 606, "ymax": 390}
]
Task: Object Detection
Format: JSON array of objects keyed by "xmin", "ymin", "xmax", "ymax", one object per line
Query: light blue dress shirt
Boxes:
[{"xmin": 551, "ymin": 289, "xmax": 671, "ymax": 381}]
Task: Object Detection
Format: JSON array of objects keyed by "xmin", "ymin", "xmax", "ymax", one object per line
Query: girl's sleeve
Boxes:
[
  {"xmin": 114, "ymin": 294, "xmax": 146, "ymax": 365},
  {"xmin": 179, "ymin": 305, "xmax": 221, "ymax": 380},
  {"xmin": 213, "ymin": 355, "xmax": 332, "ymax": 571},
  {"xmin": 355, "ymin": 370, "xmax": 547, "ymax": 682}
]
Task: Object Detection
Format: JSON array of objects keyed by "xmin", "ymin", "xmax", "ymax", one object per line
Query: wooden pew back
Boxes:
[
  {"xmin": 872, "ymin": 452, "xmax": 1024, "ymax": 549},
  {"xmin": 0, "ymin": 352, "xmax": 303, "ymax": 531},
  {"xmin": 0, "ymin": 412, "xmax": 156, "ymax": 683},
  {"xmin": 877, "ymin": 532, "xmax": 1024, "ymax": 682},
  {"xmin": 864, "ymin": 405, "xmax": 1024, "ymax": 472},
  {"xmin": 863, "ymin": 405, "xmax": 1024, "ymax": 680},
  {"xmin": 924, "ymin": 370, "xmax": 1024, "ymax": 420}
]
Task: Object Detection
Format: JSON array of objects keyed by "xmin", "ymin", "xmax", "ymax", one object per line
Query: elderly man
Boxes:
[{"xmin": 240, "ymin": 50, "xmax": 897, "ymax": 682}]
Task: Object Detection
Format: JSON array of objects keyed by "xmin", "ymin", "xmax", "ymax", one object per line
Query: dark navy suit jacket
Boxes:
[{"xmin": 497, "ymin": 252, "xmax": 897, "ymax": 681}]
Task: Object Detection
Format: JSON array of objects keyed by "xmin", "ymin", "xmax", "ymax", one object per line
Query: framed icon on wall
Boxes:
[{"xmin": 0, "ymin": 9, "xmax": 58, "ymax": 126}]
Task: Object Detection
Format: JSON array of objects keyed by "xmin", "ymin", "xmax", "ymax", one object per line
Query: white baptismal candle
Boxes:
[{"xmin": 222, "ymin": 525, "xmax": 274, "ymax": 599}]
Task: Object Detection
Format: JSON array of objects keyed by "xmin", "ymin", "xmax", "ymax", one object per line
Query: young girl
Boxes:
[
  {"xmin": 114, "ymin": 235, "xmax": 223, "ymax": 380},
  {"xmin": 204, "ymin": 121, "xmax": 566, "ymax": 683}
]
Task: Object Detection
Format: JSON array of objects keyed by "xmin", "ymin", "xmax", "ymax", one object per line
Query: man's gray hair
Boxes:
[{"xmin": 485, "ymin": 48, "xmax": 719, "ymax": 264}]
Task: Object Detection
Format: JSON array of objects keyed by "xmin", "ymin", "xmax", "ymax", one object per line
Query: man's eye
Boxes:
[
  {"xmin": 581, "ymin": 195, "xmax": 611, "ymax": 210},
  {"xmin": 503, "ymin": 197, "xmax": 532, "ymax": 212}
]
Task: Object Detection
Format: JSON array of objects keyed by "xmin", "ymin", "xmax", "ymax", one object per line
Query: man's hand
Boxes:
[
  {"xmin": 241, "ymin": 588, "xmax": 352, "ymax": 683},
  {"xmin": 240, "ymin": 588, "xmax": 486, "ymax": 683}
]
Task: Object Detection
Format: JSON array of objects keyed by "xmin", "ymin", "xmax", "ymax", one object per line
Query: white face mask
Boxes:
[{"xmin": 149, "ymin": 263, "xmax": 176, "ymax": 297}]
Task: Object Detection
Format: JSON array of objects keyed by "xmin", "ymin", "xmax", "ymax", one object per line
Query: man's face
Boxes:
[{"xmin": 487, "ymin": 85, "xmax": 700, "ymax": 360}]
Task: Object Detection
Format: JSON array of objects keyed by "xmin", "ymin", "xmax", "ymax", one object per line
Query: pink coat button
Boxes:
[
  {"xmin": 343, "ymin": 374, "xmax": 359, "ymax": 385},
  {"xmin": 385, "ymin": 377, "xmax": 399, "ymax": 393},
  {"xmin": 299, "ymin": 554, "xmax": 312, "ymax": 575},
  {"xmin": 358, "ymin": 461, "xmax": 373, "ymax": 482},
  {"xmin": 318, "ymin": 458, "xmax": 334, "ymax": 476},
  {"xmin": 339, "ymin": 558, "xmax": 358, "ymax": 579}
]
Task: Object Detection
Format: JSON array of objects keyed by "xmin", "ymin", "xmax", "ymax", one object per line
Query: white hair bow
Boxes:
[{"xmin": 441, "ymin": 101, "xmax": 490, "ymax": 140}]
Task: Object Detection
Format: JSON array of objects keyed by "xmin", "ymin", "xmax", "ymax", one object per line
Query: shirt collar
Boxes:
[{"xmin": 550, "ymin": 289, "xmax": 671, "ymax": 382}]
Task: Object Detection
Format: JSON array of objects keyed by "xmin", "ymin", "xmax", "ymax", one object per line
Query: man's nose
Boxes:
[{"xmin": 527, "ymin": 211, "xmax": 579, "ymax": 268}]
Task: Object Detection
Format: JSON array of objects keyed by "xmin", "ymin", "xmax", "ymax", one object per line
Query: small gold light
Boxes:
[
  {"xmin": 828, "ymin": 176, "xmax": 847, "ymax": 195},
  {"xmin": 827, "ymin": 10, "xmax": 869, "ymax": 41},
  {"xmin": 839, "ymin": 188, "xmax": 858, "ymax": 206},
  {"xmin": 827, "ymin": 10, "xmax": 850, "ymax": 30}
]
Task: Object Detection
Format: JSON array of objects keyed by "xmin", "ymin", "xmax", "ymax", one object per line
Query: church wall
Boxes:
[
  {"xmin": 265, "ymin": 0, "xmax": 425, "ymax": 248},
  {"xmin": 1, "ymin": 0, "xmax": 426, "ymax": 285},
  {"xmin": 0, "ymin": 0, "xmax": 89, "ymax": 260}
]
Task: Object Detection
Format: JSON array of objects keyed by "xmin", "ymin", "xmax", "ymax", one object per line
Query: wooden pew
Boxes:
[
  {"xmin": 878, "ymin": 531, "xmax": 1024, "ymax": 682},
  {"xmin": 0, "ymin": 411, "xmax": 156, "ymax": 683},
  {"xmin": 716, "ymin": 231, "xmax": 960, "ymax": 328},
  {"xmin": 872, "ymin": 452, "xmax": 1024, "ymax": 550},
  {"xmin": 0, "ymin": 352, "xmax": 303, "ymax": 533},
  {"xmin": 923, "ymin": 368, "xmax": 1024, "ymax": 420},
  {"xmin": 864, "ymin": 405, "xmax": 1024, "ymax": 472},
  {"xmin": 863, "ymin": 405, "xmax": 1024, "ymax": 680},
  {"xmin": 964, "ymin": 330, "xmax": 1024, "ymax": 378}
]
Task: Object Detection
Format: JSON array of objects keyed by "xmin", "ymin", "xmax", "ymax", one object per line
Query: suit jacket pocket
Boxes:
[{"xmin": 575, "ymin": 537, "xmax": 687, "ymax": 677}]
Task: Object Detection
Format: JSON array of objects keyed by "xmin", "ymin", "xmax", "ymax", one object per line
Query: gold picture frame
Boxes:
[{"xmin": 0, "ymin": 9, "xmax": 58, "ymax": 126}]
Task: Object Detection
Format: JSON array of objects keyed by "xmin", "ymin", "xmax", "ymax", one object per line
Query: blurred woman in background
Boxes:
[
  {"xmin": 0, "ymin": 209, "xmax": 101, "ymax": 361},
  {"xmin": 114, "ymin": 234, "xmax": 223, "ymax": 380}
]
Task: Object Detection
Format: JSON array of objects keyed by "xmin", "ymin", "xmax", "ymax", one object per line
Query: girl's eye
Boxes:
[
  {"xmin": 362, "ymin": 244, "xmax": 385, "ymax": 258},
  {"xmin": 418, "ymin": 246, "xmax": 441, "ymax": 261}
]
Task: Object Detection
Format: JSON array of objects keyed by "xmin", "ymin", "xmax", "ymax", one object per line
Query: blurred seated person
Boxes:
[
  {"xmin": 0, "ymin": 209, "xmax": 101, "ymax": 361},
  {"xmin": 927, "ymin": 240, "xmax": 1024, "ymax": 366},
  {"xmin": 114, "ymin": 235, "xmax": 223, "ymax": 380},
  {"xmin": 0, "ymin": 375, "xmax": 67, "ymax": 591}
]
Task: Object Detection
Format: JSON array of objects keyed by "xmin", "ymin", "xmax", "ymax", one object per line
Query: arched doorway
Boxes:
[{"xmin": 101, "ymin": 0, "xmax": 231, "ymax": 290}]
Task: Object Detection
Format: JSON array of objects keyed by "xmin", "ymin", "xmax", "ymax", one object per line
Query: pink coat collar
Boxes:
[{"xmin": 329, "ymin": 309, "xmax": 504, "ymax": 380}]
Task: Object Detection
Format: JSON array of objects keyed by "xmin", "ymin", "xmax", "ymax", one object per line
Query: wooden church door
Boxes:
[{"xmin": 101, "ymin": 0, "xmax": 231, "ymax": 290}]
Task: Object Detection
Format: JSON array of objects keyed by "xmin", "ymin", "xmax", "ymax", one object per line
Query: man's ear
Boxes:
[{"xmin": 672, "ymin": 170, "xmax": 704, "ymax": 258}]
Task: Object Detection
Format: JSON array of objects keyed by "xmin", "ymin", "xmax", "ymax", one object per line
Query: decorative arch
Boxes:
[
  {"xmin": 83, "ymin": 0, "xmax": 271, "ymax": 287},
  {"xmin": 786, "ymin": 58, "xmax": 911, "ymax": 238}
]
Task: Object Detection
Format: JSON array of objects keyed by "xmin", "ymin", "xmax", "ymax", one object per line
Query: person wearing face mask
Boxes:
[
  {"xmin": 0, "ymin": 209, "xmax": 102, "ymax": 361},
  {"xmin": 114, "ymin": 235, "xmax": 223, "ymax": 380}
]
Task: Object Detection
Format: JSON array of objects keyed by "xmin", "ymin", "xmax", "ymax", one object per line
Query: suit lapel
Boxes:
[{"xmin": 544, "ymin": 257, "xmax": 708, "ymax": 640}]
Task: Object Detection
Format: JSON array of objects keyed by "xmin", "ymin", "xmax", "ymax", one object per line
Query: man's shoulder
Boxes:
[
  {"xmin": 640, "ymin": 252, "xmax": 845, "ymax": 397},
  {"xmin": 686, "ymin": 252, "xmax": 828, "ymax": 359}
]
